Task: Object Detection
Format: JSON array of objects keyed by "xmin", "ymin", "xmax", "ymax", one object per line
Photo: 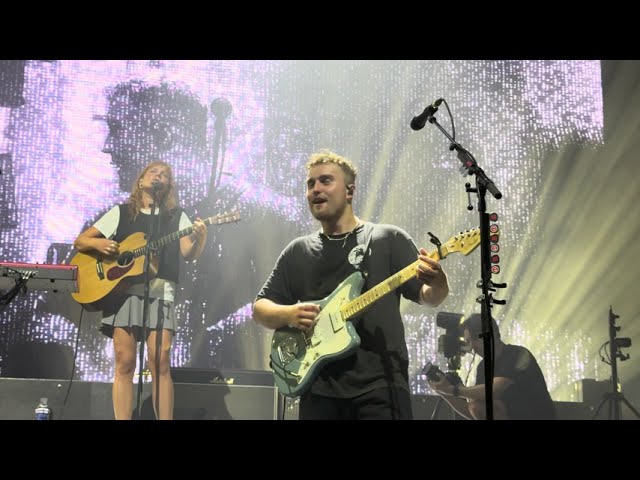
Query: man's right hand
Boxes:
[{"xmin": 285, "ymin": 303, "xmax": 321, "ymax": 331}]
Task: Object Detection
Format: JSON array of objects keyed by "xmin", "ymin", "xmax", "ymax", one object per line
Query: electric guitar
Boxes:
[
  {"xmin": 70, "ymin": 211, "xmax": 240, "ymax": 310},
  {"xmin": 270, "ymin": 228, "xmax": 482, "ymax": 397}
]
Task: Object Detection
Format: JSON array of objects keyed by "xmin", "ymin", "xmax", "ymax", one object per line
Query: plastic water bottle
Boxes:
[{"xmin": 34, "ymin": 397, "xmax": 51, "ymax": 420}]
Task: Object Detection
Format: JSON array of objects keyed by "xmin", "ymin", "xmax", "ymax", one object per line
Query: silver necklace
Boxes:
[{"xmin": 322, "ymin": 223, "xmax": 362, "ymax": 248}]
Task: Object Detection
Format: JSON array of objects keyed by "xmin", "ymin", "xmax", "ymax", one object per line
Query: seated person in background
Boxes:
[{"xmin": 428, "ymin": 313, "xmax": 556, "ymax": 420}]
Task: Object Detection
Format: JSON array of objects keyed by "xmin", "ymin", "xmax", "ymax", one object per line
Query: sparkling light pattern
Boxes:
[{"xmin": 0, "ymin": 61, "xmax": 606, "ymax": 402}]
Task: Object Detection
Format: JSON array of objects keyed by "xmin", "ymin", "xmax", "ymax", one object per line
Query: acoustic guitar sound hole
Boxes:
[{"xmin": 117, "ymin": 251, "xmax": 134, "ymax": 267}]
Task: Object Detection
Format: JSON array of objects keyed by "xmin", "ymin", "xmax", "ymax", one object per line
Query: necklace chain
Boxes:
[{"xmin": 322, "ymin": 223, "xmax": 362, "ymax": 247}]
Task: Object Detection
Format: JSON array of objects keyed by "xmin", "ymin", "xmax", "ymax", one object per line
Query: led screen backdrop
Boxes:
[{"xmin": 1, "ymin": 60, "xmax": 621, "ymax": 402}]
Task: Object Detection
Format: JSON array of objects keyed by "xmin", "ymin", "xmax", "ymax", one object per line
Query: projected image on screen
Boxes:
[{"xmin": 0, "ymin": 60, "xmax": 605, "ymax": 402}]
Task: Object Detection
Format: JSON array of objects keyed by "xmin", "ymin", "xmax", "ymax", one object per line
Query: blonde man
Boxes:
[{"xmin": 254, "ymin": 150, "xmax": 449, "ymax": 420}]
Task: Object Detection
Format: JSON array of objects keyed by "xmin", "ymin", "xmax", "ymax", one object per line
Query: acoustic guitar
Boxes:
[{"xmin": 70, "ymin": 211, "xmax": 240, "ymax": 310}]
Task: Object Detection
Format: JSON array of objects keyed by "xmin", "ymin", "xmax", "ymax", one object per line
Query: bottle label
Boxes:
[{"xmin": 35, "ymin": 407, "xmax": 50, "ymax": 420}]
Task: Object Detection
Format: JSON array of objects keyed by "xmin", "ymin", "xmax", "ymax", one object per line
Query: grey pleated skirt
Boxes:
[{"xmin": 100, "ymin": 294, "xmax": 176, "ymax": 340}]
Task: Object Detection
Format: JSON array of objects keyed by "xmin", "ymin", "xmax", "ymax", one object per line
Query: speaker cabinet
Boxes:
[{"xmin": 0, "ymin": 377, "xmax": 280, "ymax": 420}]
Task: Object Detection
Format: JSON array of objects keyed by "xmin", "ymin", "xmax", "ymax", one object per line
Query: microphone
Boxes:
[
  {"xmin": 151, "ymin": 180, "xmax": 163, "ymax": 191},
  {"xmin": 410, "ymin": 98, "xmax": 444, "ymax": 131},
  {"xmin": 210, "ymin": 97, "xmax": 233, "ymax": 119}
]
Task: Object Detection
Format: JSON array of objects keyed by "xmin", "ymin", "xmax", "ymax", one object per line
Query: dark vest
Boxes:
[{"xmin": 114, "ymin": 204, "xmax": 183, "ymax": 284}]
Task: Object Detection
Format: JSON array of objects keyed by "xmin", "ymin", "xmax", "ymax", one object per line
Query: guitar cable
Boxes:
[{"xmin": 57, "ymin": 305, "xmax": 84, "ymax": 420}]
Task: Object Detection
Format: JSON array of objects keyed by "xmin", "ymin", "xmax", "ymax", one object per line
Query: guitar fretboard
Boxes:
[
  {"xmin": 132, "ymin": 214, "xmax": 238, "ymax": 258},
  {"xmin": 340, "ymin": 245, "xmax": 450, "ymax": 320}
]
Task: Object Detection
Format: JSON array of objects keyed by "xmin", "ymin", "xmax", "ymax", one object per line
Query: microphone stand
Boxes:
[
  {"xmin": 187, "ymin": 99, "xmax": 233, "ymax": 368},
  {"xmin": 424, "ymin": 112, "xmax": 505, "ymax": 420},
  {"xmin": 136, "ymin": 185, "xmax": 161, "ymax": 419},
  {"xmin": 207, "ymin": 98, "xmax": 233, "ymax": 205}
]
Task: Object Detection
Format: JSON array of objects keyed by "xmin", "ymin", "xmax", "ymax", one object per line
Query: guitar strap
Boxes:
[{"xmin": 354, "ymin": 222, "xmax": 374, "ymax": 281}]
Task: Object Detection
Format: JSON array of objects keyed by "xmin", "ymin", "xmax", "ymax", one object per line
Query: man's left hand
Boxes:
[
  {"xmin": 417, "ymin": 248, "xmax": 446, "ymax": 286},
  {"xmin": 417, "ymin": 248, "xmax": 449, "ymax": 307},
  {"xmin": 428, "ymin": 376, "xmax": 455, "ymax": 396}
]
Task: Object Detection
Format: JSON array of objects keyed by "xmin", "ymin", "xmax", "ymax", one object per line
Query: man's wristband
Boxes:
[{"xmin": 452, "ymin": 383, "xmax": 460, "ymax": 397}]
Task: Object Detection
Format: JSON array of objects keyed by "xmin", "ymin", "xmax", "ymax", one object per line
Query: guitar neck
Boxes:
[
  {"xmin": 340, "ymin": 245, "xmax": 450, "ymax": 321},
  {"xmin": 132, "ymin": 215, "xmax": 234, "ymax": 258}
]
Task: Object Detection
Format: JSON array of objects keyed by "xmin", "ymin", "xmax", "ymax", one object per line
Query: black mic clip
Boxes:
[{"xmin": 410, "ymin": 98, "xmax": 444, "ymax": 131}]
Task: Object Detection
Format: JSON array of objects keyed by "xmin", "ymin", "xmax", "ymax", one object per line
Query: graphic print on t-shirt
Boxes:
[{"xmin": 348, "ymin": 244, "xmax": 366, "ymax": 270}]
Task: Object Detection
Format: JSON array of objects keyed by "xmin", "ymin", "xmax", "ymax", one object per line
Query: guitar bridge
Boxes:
[{"xmin": 96, "ymin": 259, "xmax": 105, "ymax": 280}]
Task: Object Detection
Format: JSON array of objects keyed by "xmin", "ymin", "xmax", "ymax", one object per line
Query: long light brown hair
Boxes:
[{"xmin": 127, "ymin": 161, "xmax": 178, "ymax": 220}]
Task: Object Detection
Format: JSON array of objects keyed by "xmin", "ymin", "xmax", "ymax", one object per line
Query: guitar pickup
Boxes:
[
  {"xmin": 96, "ymin": 259, "xmax": 105, "ymax": 280},
  {"xmin": 329, "ymin": 311, "xmax": 344, "ymax": 333}
]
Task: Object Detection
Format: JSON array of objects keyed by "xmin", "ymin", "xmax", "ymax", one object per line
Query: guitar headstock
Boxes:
[
  {"xmin": 205, "ymin": 210, "xmax": 241, "ymax": 226},
  {"xmin": 444, "ymin": 227, "xmax": 483, "ymax": 256}
]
